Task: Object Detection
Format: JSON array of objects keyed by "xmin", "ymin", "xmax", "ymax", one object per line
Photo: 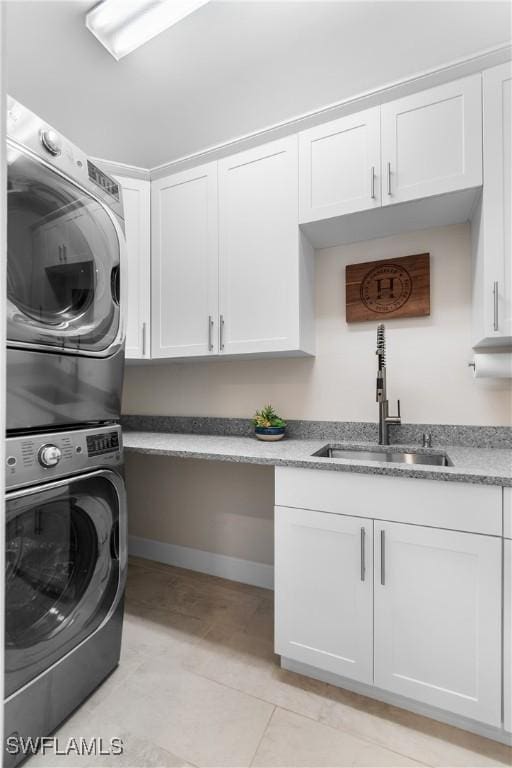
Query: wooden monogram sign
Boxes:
[{"xmin": 346, "ymin": 253, "xmax": 430, "ymax": 323}]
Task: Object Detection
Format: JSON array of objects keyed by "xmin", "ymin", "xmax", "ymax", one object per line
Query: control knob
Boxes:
[
  {"xmin": 40, "ymin": 128, "xmax": 62, "ymax": 156},
  {"xmin": 38, "ymin": 444, "xmax": 62, "ymax": 468}
]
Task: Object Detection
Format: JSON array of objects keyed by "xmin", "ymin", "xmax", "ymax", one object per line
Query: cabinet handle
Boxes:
[
  {"xmin": 370, "ymin": 166, "xmax": 375, "ymax": 199},
  {"xmin": 360, "ymin": 527, "xmax": 366, "ymax": 581},
  {"xmin": 219, "ymin": 314, "xmax": 225, "ymax": 351},
  {"xmin": 386, "ymin": 162, "xmax": 392, "ymax": 196},
  {"xmin": 141, "ymin": 322, "xmax": 147, "ymax": 356},
  {"xmin": 208, "ymin": 315, "xmax": 214, "ymax": 351},
  {"xmin": 380, "ymin": 529, "xmax": 386, "ymax": 585},
  {"xmin": 493, "ymin": 281, "xmax": 499, "ymax": 332}
]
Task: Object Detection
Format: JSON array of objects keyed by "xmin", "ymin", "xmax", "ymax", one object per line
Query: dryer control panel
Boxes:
[{"xmin": 5, "ymin": 424, "xmax": 123, "ymax": 490}]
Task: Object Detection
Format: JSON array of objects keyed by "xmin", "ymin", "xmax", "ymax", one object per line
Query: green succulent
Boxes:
[{"xmin": 252, "ymin": 404, "xmax": 286, "ymax": 429}]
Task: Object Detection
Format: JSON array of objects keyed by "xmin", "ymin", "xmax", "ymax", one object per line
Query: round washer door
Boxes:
[
  {"xmin": 7, "ymin": 147, "xmax": 123, "ymax": 355},
  {"xmin": 5, "ymin": 470, "xmax": 126, "ymax": 697}
]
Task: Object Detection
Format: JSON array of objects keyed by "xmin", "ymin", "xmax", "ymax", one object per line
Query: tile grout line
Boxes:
[
  {"xmin": 248, "ymin": 704, "xmax": 277, "ymax": 768},
  {"xmin": 247, "ymin": 701, "xmax": 436, "ymax": 768}
]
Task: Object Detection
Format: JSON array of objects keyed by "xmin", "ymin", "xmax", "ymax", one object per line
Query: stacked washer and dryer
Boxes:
[{"xmin": 5, "ymin": 97, "xmax": 128, "ymax": 764}]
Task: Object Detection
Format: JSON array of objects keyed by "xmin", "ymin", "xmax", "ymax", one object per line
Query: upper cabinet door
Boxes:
[
  {"xmin": 115, "ymin": 176, "xmax": 151, "ymax": 359},
  {"xmin": 275, "ymin": 506, "xmax": 373, "ymax": 684},
  {"xmin": 374, "ymin": 521, "xmax": 501, "ymax": 727},
  {"xmin": 381, "ymin": 75, "xmax": 482, "ymax": 206},
  {"xmin": 482, "ymin": 62, "xmax": 512, "ymax": 340},
  {"xmin": 218, "ymin": 136, "xmax": 310, "ymax": 356},
  {"xmin": 151, "ymin": 163, "xmax": 219, "ymax": 359},
  {"xmin": 299, "ymin": 107, "xmax": 381, "ymax": 223}
]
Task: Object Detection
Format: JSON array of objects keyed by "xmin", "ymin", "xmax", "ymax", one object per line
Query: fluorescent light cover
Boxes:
[{"xmin": 86, "ymin": 0, "xmax": 211, "ymax": 60}]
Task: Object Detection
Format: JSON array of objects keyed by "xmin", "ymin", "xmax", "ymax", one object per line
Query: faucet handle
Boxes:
[{"xmin": 385, "ymin": 399, "xmax": 402, "ymax": 426}]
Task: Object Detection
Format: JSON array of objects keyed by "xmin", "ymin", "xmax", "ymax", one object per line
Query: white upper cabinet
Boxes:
[
  {"xmin": 151, "ymin": 163, "xmax": 219, "ymax": 358},
  {"xmin": 218, "ymin": 136, "xmax": 314, "ymax": 356},
  {"xmin": 275, "ymin": 506, "xmax": 373, "ymax": 684},
  {"xmin": 381, "ymin": 75, "xmax": 482, "ymax": 205},
  {"xmin": 116, "ymin": 175, "xmax": 151, "ymax": 360},
  {"xmin": 472, "ymin": 62, "xmax": 512, "ymax": 347},
  {"xmin": 116, "ymin": 72, "xmax": 499, "ymax": 360},
  {"xmin": 299, "ymin": 107, "xmax": 381, "ymax": 223},
  {"xmin": 374, "ymin": 521, "xmax": 501, "ymax": 727}
]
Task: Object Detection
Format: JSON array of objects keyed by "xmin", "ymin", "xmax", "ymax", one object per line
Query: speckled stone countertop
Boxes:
[{"xmin": 123, "ymin": 431, "xmax": 512, "ymax": 486}]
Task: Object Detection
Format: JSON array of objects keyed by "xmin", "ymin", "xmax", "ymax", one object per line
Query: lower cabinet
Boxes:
[
  {"xmin": 374, "ymin": 521, "xmax": 501, "ymax": 726},
  {"xmin": 275, "ymin": 507, "xmax": 373, "ymax": 683},
  {"xmin": 505, "ymin": 539, "xmax": 512, "ymax": 733},
  {"xmin": 275, "ymin": 507, "xmax": 502, "ymax": 728}
]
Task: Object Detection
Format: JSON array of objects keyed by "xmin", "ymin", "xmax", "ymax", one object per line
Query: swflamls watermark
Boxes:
[{"xmin": 5, "ymin": 735, "xmax": 124, "ymax": 757}]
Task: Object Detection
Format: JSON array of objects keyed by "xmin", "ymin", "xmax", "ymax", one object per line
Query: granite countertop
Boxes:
[{"xmin": 123, "ymin": 431, "xmax": 512, "ymax": 486}]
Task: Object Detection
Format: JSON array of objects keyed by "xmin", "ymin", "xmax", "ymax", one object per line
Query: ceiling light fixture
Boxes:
[{"xmin": 86, "ymin": 0, "xmax": 211, "ymax": 61}]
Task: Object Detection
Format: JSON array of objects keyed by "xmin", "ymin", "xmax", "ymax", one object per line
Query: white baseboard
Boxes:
[{"xmin": 128, "ymin": 535, "xmax": 274, "ymax": 590}]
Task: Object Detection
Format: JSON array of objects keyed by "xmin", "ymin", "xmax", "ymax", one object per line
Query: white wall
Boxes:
[
  {"xmin": 123, "ymin": 224, "xmax": 512, "ymax": 427},
  {"xmin": 126, "ymin": 454, "xmax": 274, "ymax": 567}
]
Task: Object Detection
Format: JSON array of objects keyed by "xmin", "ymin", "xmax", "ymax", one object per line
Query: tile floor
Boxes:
[{"xmin": 28, "ymin": 557, "xmax": 512, "ymax": 768}]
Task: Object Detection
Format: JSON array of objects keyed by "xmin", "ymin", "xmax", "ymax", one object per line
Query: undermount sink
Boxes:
[{"xmin": 312, "ymin": 445, "xmax": 452, "ymax": 467}]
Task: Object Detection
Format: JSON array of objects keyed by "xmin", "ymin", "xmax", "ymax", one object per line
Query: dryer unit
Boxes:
[
  {"xmin": 6, "ymin": 97, "xmax": 127, "ymax": 433},
  {"xmin": 4, "ymin": 424, "xmax": 127, "ymax": 767}
]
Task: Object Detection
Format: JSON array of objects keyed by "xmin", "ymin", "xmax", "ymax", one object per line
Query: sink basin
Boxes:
[{"xmin": 312, "ymin": 445, "xmax": 452, "ymax": 467}]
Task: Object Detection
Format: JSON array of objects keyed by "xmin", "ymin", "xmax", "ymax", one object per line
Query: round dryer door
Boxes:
[
  {"xmin": 4, "ymin": 470, "xmax": 126, "ymax": 698},
  {"xmin": 6, "ymin": 147, "xmax": 124, "ymax": 355}
]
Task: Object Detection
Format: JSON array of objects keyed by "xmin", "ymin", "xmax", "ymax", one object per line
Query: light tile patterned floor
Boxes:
[{"xmin": 28, "ymin": 557, "xmax": 512, "ymax": 768}]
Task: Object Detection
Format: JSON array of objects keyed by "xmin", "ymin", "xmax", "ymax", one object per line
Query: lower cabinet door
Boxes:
[
  {"xmin": 505, "ymin": 539, "xmax": 512, "ymax": 733},
  {"xmin": 275, "ymin": 506, "xmax": 373, "ymax": 684},
  {"xmin": 374, "ymin": 521, "xmax": 501, "ymax": 726}
]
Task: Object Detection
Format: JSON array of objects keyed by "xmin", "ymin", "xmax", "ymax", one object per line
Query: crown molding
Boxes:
[
  {"xmin": 93, "ymin": 43, "xmax": 511, "ymax": 181},
  {"xmin": 150, "ymin": 43, "xmax": 511, "ymax": 180}
]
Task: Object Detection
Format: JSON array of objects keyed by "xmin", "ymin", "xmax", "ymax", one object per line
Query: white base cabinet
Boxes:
[
  {"xmin": 274, "ymin": 468, "xmax": 504, "ymax": 732},
  {"xmin": 275, "ymin": 507, "xmax": 373, "ymax": 683},
  {"xmin": 114, "ymin": 175, "xmax": 151, "ymax": 359},
  {"xmin": 374, "ymin": 521, "xmax": 501, "ymax": 726},
  {"xmin": 505, "ymin": 538, "xmax": 512, "ymax": 734}
]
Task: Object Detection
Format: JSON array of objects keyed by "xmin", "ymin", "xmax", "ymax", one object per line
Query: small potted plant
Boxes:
[{"xmin": 252, "ymin": 404, "xmax": 286, "ymax": 441}]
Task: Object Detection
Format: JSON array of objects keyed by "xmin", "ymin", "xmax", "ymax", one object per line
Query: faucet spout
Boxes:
[{"xmin": 375, "ymin": 324, "xmax": 401, "ymax": 445}]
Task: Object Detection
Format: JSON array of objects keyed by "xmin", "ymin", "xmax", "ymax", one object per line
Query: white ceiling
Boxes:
[{"xmin": 5, "ymin": 1, "xmax": 512, "ymax": 168}]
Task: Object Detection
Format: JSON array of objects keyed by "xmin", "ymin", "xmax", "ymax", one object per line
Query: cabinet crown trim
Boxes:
[{"xmin": 146, "ymin": 44, "xmax": 509, "ymax": 178}]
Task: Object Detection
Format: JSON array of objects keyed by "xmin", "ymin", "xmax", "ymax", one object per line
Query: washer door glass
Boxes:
[
  {"xmin": 5, "ymin": 472, "xmax": 124, "ymax": 697},
  {"xmin": 7, "ymin": 148, "xmax": 121, "ymax": 353}
]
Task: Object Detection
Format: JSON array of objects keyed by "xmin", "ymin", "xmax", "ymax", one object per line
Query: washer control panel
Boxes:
[{"xmin": 6, "ymin": 425, "xmax": 123, "ymax": 490}]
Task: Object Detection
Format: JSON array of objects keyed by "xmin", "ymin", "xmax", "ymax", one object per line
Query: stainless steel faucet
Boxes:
[{"xmin": 376, "ymin": 324, "xmax": 401, "ymax": 445}]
